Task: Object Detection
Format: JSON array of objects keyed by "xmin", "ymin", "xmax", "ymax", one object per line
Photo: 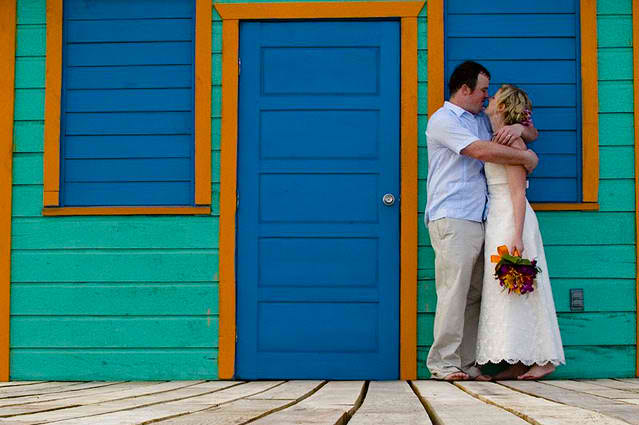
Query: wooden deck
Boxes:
[{"xmin": 0, "ymin": 379, "xmax": 638, "ymax": 424}]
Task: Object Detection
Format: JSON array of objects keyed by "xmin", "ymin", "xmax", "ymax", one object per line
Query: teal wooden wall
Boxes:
[
  {"xmin": 10, "ymin": 0, "xmax": 220, "ymax": 380},
  {"xmin": 418, "ymin": 0, "xmax": 637, "ymax": 379},
  {"xmin": 8, "ymin": 0, "xmax": 637, "ymax": 380}
]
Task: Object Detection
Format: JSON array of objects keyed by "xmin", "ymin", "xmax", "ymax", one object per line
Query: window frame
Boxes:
[
  {"xmin": 427, "ymin": 0, "xmax": 599, "ymax": 211},
  {"xmin": 42, "ymin": 0, "xmax": 212, "ymax": 215}
]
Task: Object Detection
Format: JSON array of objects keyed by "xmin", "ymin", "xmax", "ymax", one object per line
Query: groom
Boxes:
[{"xmin": 425, "ymin": 61, "xmax": 539, "ymax": 381}]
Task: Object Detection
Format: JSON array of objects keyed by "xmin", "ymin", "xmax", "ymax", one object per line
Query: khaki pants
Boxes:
[{"xmin": 427, "ymin": 218, "xmax": 484, "ymax": 379}]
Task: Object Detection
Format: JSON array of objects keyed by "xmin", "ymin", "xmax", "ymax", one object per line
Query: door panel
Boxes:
[{"xmin": 236, "ymin": 20, "xmax": 400, "ymax": 379}]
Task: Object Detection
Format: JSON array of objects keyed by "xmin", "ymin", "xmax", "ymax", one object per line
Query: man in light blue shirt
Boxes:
[{"xmin": 426, "ymin": 61, "xmax": 539, "ymax": 381}]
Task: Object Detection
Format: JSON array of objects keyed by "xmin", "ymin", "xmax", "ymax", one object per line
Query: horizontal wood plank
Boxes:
[
  {"xmin": 11, "ymin": 282, "xmax": 218, "ymax": 315},
  {"xmin": 251, "ymin": 381, "xmax": 365, "ymax": 425},
  {"xmin": 457, "ymin": 381, "xmax": 629, "ymax": 425},
  {"xmin": 500, "ymin": 380, "xmax": 639, "ymax": 424},
  {"xmin": 417, "ymin": 346, "xmax": 636, "ymax": 379},
  {"xmin": 412, "ymin": 380, "xmax": 527, "ymax": 424},
  {"xmin": 11, "ymin": 316, "xmax": 218, "ymax": 348},
  {"xmin": 11, "ymin": 349, "xmax": 219, "ymax": 380},
  {"xmin": 418, "ymin": 278, "xmax": 636, "ymax": 313},
  {"xmin": 348, "ymin": 381, "xmax": 430, "ymax": 424},
  {"xmin": 417, "ymin": 312, "xmax": 636, "ymax": 346},
  {"xmin": 11, "ymin": 250, "xmax": 219, "ymax": 283}
]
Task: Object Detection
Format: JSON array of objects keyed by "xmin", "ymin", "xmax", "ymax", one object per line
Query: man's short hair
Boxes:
[{"xmin": 448, "ymin": 61, "xmax": 491, "ymax": 96}]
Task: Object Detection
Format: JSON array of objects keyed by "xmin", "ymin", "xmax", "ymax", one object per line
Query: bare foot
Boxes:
[
  {"xmin": 442, "ymin": 371, "xmax": 470, "ymax": 381},
  {"xmin": 474, "ymin": 374, "xmax": 493, "ymax": 381},
  {"xmin": 493, "ymin": 363, "xmax": 528, "ymax": 380},
  {"xmin": 517, "ymin": 363, "xmax": 555, "ymax": 380}
]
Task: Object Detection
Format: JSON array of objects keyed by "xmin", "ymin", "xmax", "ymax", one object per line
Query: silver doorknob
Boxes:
[{"xmin": 382, "ymin": 193, "xmax": 395, "ymax": 206}]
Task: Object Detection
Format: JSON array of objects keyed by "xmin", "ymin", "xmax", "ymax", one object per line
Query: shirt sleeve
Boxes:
[{"xmin": 427, "ymin": 113, "xmax": 480, "ymax": 155}]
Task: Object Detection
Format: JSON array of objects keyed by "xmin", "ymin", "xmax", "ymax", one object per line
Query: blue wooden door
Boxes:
[{"xmin": 236, "ymin": 20, "xmax": 400, "ymax": 379}]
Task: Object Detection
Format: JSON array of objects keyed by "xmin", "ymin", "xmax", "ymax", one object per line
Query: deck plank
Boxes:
[
  {"xmin": 44, "ymin": 381, "xmax": 285, "ymax": 425},
  {"xmin": 0, "ymin": 381, "xmax": 159, "ymax": 408},
  {"xmin": 0, "ymin": 381, "xmax": 240, "ymax": 424},
  {"xmin": 348, "ymin": 381, "xmax": 431, "ymax": 425},
  {"xmin": 458, "ymin": 381, "xmax": 629, "ymax": 425},
  {"xmin": 500, "ymin": 380, "xmax": 639, "ymax": 425},
  {"xmin": 0, "ymin": 381, "xmax": 186, "ymax": 416},
  {"xmin": 412, "ymin": 380, "xmax": 528, "ymax": 425},
  {"xmin": 546, "ymin": 380, "xmax": 639, "ymax": 399},
  {"xmin": 250, "ymin": 381, "xmax": 365, "ymax": 425},
  {"xmin": 0, "ymin": 382, "xmax": 45, "ymax": 389},
  {"xmin": 581, "ymin": 379, "xmax": 639, "ymax": 392},
  {"xmin": 0, "ymin": 382, "xmax": 84, "ymax": 398},
  {"xmin": 154, "ymin": 380, "xmax": 325, "ymax": 424}
]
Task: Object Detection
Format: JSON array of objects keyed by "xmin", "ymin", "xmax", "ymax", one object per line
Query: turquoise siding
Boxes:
[
  {"xmin": 7, "ymin": 0, "xmax": 637, "ymax": 380},
  {"xmin": 418, "ymin": 0, "xmax": 637, "ymax": 378},
  {"xmin": 10, "ymin": 0, "xmax": 220, "ymax": 380}
]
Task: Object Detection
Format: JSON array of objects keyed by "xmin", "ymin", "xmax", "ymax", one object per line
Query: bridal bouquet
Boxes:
[{"xmin": 490, "ymin": 245, "xmax": 541, "ymax": 295}]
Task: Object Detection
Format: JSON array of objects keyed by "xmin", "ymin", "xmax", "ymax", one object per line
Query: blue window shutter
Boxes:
[
  {"xmin": 444, "ymin": 0, "xmax": 581, "ymax": 203},
  {"xmin": 60, "ymin": 0, "xmax": 195, "ymax": 206}
]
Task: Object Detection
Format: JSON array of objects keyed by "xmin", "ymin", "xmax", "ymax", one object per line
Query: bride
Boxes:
[{"xmin": 476, "ymin": 84, "xmax": 565, "ymax": 380}]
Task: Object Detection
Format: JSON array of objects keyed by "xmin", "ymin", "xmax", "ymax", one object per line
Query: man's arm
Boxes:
[{"xmin": 461, "ymin": 138, "xmax": 538, "ymax": 173}]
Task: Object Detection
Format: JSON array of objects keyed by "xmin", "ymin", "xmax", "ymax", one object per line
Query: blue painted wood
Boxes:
[
  {"xmin": 64, "ymin": 0, "xmax": 193, "ymax": 19},
  {"xmin": 60, "ymin": 0, "xmax": 195, "ymax": 206},
  {"xmin": 447, "ymin": 14, "xmax": 576, "ymax": 37},
  {"xmin": 64, "ymin": 135, "xmax": 193, "ymax": 159},
  {"xmin": 64, "ymin": 182, "xmax": 193, "ymax": 206},
  {"xmin": 66, "ymin": 19, "xmax": 193, "ymax": 43},
  {"xmin": 445, "ymin": 0, "xmax": 582, "ymax": 203},
  {"xmin": 65, "ymin": 89, "xmax": 192, "ymax": 112},
  {"xmin": 236, "ymin": 20, "xmax": 400, "ymax": 380},
  {"xmin": 66, "ymin": 42, "xmax": 193, "ymax": 67},
  {"xmin": 447, "ymin": 0, "xmax": 576, "ymax": 13},
  {"xmin": 65, "ymin": 66, "xmax": 193, "ymax": 89}
]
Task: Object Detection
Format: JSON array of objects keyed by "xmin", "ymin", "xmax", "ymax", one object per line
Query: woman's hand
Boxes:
[
  {"xmin": 510, "ymin": 237, "xmax": 524, "ymax": 257},
  {"xmin": 493, "ymin": 124, "xmax": 524, "ymax": 146}
]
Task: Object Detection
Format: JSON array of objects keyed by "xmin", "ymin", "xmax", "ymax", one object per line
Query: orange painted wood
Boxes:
[
  {"xmin": 43, "ymin": 0, "xmax": 62, "ymax": 207},
  {"xmin": 41, "ymin": 207, "xmax": 211, "ymax": 216},
  {"xmin": 633, "ymin": 0, "xmax": 639, "ymax": 378},
  {"xmin": 214, "ymin": 2, "xmax": 425, "ymax": 378},
  {"xmin": 195, "ymin": 0, "xmax": 212, "ymax": 206},
  {"xmin": 427, "ymin": 0, "xmax": 444, "ymax": 117},
  {"xmin": 215, "ymin": 1, "xmax": 424, "ymax": 19},
  {"xmin": 217, "ymin": 19, "xmax": 239, "ymax": 380},
  {"xmin": 0, "ymin": 0, "xmax": 16, "ymax": 382},
  {"xmin": 400, "ymin": 16, "xmax": 418, "ymax": 380},
  {"xmin": 580, "ymin": 0, "xmax": 599, "ymax": 203},
  {"xmin": 531, "ymin": 203, "xmax": 600, "ymax": 211}
]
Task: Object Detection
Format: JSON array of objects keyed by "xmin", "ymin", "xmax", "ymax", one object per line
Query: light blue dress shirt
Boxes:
[{"xmin": 425, "ymin": 101, "xmax": 493, "ymax": 225}]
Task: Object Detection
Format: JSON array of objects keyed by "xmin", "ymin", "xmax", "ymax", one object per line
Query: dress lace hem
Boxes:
[{"xmin": 476, "ymin": 357, "xmax": 565, "ymax": 367}]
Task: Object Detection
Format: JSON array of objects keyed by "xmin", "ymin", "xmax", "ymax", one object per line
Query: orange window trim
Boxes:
[
  {"xmin": 633, "ymin": 0, "xmax": 639, "ymax": 378},
  {"xmin": 427, "ymin": 0, "xmax": 599, "ymax": 210},
  {"xmin": 42, "ymin": 0, "xmax": 212, "ymax": 214},
  {"xmin": 215, "ymin": 1, "xmax": 425, "ymax": 380},
  {"xmin": 0, "ymin": 0, "xmax": 16, "ymax": 382}
]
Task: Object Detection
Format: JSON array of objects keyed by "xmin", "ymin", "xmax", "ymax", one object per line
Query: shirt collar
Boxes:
[{"xmin": 444, "ymin": 101, "xmax": 473, "ymax": 118}]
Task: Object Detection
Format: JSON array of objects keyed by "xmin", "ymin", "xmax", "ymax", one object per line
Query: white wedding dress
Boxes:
[{"xmin": 475, "ymin": 162, "xmax": 565, "ymax": 367}]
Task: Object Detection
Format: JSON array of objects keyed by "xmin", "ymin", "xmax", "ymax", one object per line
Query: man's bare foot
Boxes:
[
  {"xmin": 517, "ymin": 363, "xmax": 555, "ymax": 380},
  {"xmin": 443, "ymin": 371, "xmax": 469, "ymax": 381},
  {"xmin": 474, "ymin": 374, "xmax": 493, "ymax": 381},
  {"xmin": 493, "ymin": 363, "xmax": 528, "ymax": 380}
]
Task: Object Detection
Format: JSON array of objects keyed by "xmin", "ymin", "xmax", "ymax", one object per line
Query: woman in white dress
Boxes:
[{"xmin": 475, "ymin": 85, "xmax": 565, "ymax": 380}]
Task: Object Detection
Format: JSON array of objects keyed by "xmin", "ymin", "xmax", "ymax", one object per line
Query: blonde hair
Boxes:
[{"xmin": 494, "ymin": 84, "xmax": 533, "ymax": 125}]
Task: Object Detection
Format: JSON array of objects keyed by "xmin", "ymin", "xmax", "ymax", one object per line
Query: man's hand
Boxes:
[
  {"xmin": 493, "ymin": 124, "xmax": 524, "ymax": 146},
  {"xmin": 523, "ymin": 149, "xmax": 538, "ymax": 174}
]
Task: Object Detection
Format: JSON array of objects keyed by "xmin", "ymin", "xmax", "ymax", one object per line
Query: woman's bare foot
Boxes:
[
  {"xmin": 517, "ymin": 363, "xmax": 555, "ymax": 380},
  {"xmin": 474, "ymin": 374, "xmax": 493, "ymax": 381},
  {"xmin": 442, "ymin": 371, "xmax": 469, "ymax": 381},
  {"xmin": 493, "ymin": 363, "xmax": 528, "ymax": 380}
]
